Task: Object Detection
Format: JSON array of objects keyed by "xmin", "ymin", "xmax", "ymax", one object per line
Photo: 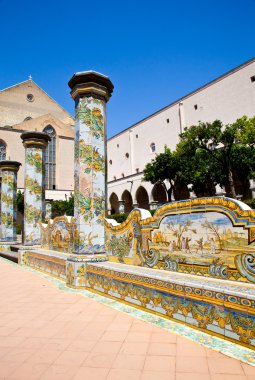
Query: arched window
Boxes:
[
  {"xmin": 43, "ymin": 125, "xmax": 56, "ymax": 190},
  {"xmin": 150, "ymin": 142, "xmax": 156, "ymax": 153},
  {"xmin": 0, "ymin": 140, "xmax": 7, "ymax": 161}
]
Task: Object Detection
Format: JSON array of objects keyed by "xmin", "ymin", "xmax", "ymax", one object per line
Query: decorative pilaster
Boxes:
[
  {"xmin": 21, "ymin": 132, "xmax": 50, "ymax": 245},
  {"xmin": 0, "ymin": 161, "xmax": 21, "ymax": 241},
  {"xmin": 68, "ymin": 71, "xmax": 113, "ymax": 254}
]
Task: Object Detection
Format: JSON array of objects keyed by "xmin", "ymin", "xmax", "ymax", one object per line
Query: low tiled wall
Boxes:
[
  {"xmin": 19, "ymin": 249, "xmax": 66, "ymax": 280},
  {"xmin": 84, "ymin": 262, "xmax": 255, "ymax": 350}
]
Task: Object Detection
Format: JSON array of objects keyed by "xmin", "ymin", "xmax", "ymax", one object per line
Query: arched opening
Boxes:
[
  {"xmin": 109, "ymin": 193, "xmax": 119, "ymax": 214},
  {"xmin": 152, "ymin": 182, "xmax": 167, "ymax": 205},
  {"xmin": 136, "ymin": 186, "xmax": 149, "ymax": 210},
  {"xmin": 43, "ymin": 125, "xmax": 56, "ymax": 190},
  {"xmin": 0, "ymin": 139, "xmax": 7, "ymax": 161},
  {"xmin": 121, "ymin": 190, "xmax": 133, "ymax": 213}
]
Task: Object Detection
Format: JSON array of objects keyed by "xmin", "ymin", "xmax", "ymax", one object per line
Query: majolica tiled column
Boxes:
[
  {"xmin": 21, "ymin": 132, "xmax": 51, "ymax": 245},
  {"xmin": 0, "ymin": 161, "xmax": 21, "ymax": 241},
  {"xmin": 68, "ymin": 71, "xmax": 114, "ymax": 255}
]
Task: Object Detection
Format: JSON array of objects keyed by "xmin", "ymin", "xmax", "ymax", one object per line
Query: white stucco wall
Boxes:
[{"xmin": 107, "ymin": 59, "xmax": 255, "ymax": 205}]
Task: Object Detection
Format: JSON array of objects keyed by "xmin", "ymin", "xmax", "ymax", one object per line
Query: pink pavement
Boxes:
[{"xmin": 0, "ymin": 258, "xmax": 254, "ymax": 380}]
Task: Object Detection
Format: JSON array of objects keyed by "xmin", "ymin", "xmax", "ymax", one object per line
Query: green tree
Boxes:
[
  {"xmin": 176, "ymin": 118, "xmax": 255, "ymax": 198},
  {"xmin": 142, "ymin": 146, "xmax": 179, "ymax": 202},
  {"xmin": 17, "ymin": 190, "xmax": 24, "ymax": 213},
  {"xmin": 52, "ymin": 194, "xmax": 74, "ymax": 217}
]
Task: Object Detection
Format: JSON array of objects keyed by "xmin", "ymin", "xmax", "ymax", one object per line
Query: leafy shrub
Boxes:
[
  {"xmin": 243, "ymin": 199, "xmax": 255, "ymax": 210},
  {"xmin": 52, "ymin": 194, "xmax": 74, "ymax": 217},
  {"xmin": 107, "ymin": 213, "xmax": 129, "ymax": 223},
  {"xmin": 16, "ymin": 223, "xmax": 22, "ymax": 235}
]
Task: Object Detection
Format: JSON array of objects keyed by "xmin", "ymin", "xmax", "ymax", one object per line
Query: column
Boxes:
[
  {"xmin": 118, "ymin": 200, "xmax": 125, "ymax": 214},
  {"xmin": 150, "ymin": 201, "xmax": 158, "ymax": 211},
  {"xmin": 45, "ymin": 200, "xmax": 53, "ymax": 221},
  {"xmin": 0, "ymin": 161, "xmax": 21, "ymax": 241},
  {"xmin": 68, "ymin": 71, "xmax": 114, "ymax": 254},
  {"xmin": 21, "ymin": 132, "xmax": 50, "ymax": 245}
]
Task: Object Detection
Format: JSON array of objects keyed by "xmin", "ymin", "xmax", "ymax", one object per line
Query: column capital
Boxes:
[
  {"xmin": 21, "ymin": 131, "xmax": 51, "ymax": 148},
  {"xmin": 0, "ymin": 160, "xmax": 21, "ymax": 172},
  {"xmin": 68, "ymin": 71, "xmax": 114, "ymax": 102}
]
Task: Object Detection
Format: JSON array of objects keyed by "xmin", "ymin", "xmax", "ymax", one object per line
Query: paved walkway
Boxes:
[{"xmin": 0, "ymin": 258, "xmax": 254, "ymax": 380}]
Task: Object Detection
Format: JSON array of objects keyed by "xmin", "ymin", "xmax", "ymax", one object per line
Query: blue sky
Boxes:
[{"xmin": 1, "ymin": 0, "xmax": 254, "ymax": 138}]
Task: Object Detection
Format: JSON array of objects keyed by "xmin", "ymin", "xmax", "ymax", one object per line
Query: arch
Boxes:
[
  {"xmin": 109, "ymin": 192, "xmax": 119, "ymax": 214},
  {"xmin": 152, "ymin": 182, "xmax": 167, "ymax": 204},
  {"xmin": 43, "ymin": 125, "xmax": 56, "ymax": 190},
  {"xmin": 136, "ymin": 186, "xmax": 149, "ymax": 210},
  {"xmin": 0, "ymin": 139, "xmax": 7, "ymax": 161},
  {"xmin": 121, "ymin": 190, "xmax": 133, "ymax": 213}
]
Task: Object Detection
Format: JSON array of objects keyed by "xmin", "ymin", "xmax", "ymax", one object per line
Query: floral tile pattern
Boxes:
[
  {"xmin": 0, "ymin": 169, "xmax": 17, "ymax": 241},
  {"xmin": 24, "ymin": 147, "xmax": 44, "ymax": 245},
  {"xmin": 74, "ymin": 96, "xmax": 106, "ymax": 253}
]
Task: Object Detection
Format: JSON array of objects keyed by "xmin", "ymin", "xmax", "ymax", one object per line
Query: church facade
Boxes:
[
  {"xmin": 0, "ymin": 79, "xmax": 75, "ymax": 200},
  {"xmin": 0, "ymin": 58, "xmax": 255, "ymax": 211}
]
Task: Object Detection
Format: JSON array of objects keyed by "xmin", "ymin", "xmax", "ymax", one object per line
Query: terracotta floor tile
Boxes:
[
  {"xmin": 18, "ymin": 337, "xmax": 48, "ymax": 350},
  {"xmin": 73, "ymin": 366, "xmax": 110, "ymax": 380},
  {"xmin": 176, "ymin": 341, "xmax": 206, "ymax": 357},
  {"xmin": 100, "ymin": 330, "xmax": 128, "ymax": 342},
  {"xmin": 107, "ymin": 368, "xmax": 142, "ymax": 380},
  {"xmin": 67, "ymin": 339, "xmax": 97, "ymax": 352},
  {"xmin": 7, "ymin": 362, "xmax": 49, "ymax": 380},
  {"xmin": 1, "ymin": 347, "xmax": 34, "ymax": 363},
  {"xmin": 0, "ymin": 256, "xmax": 253, "ymax": 380},
  {"xmin": 41, "ymin": 338, "xmax": 72, "ymax": 351},
  {"xmin": 54, "ymin": 350, "xmax": 89, "ymax": 366},
  {"xmin": 210, "ymin": 375, "xmax": 247, "ymax": 380},
  {"xmin": 0, "ymin": 336, "xmax": 25, "ymax": 348},
  {"xmin": 0, "ymin": 346, "xmax": 11, "ymax": 359},
  {"xmin": 144, "ymin": 355, "xmax": 176, "ymax": 372},
  {"xmin": 241, "ymin": 362, "xmax": 255, "ymax": 375},
  {"xmin": 148, "ymin": 342, "xmax": 176, "ymax": 356},
  {"xmin": 150, "ymin": 332, "xmax": 177, "ymax": 344},
  {"xmin": 141, "ymin": 371, "xmax": 176, "ymax": 380},
  {"xmin": 176, "ymin": 355, "xmax": 209, "ymax": 373},
  {"xmin": 39, "ymin": 364, "xmax": 79, "ymax": 380},
  {"xmin": 0, "ymin": 361, "xmax": 21, "ymax": 378},
  {"xmin": 207, "ymin": 357, "xmax": 244, "ymax": 374},
  {"xmin": 125, "ymin": 332, "xmax": 152, "ymax": 343},
  {"xmin": 112, "ymin": 354, "xmax": 146, "ymax": 370},
  {"xmin": 83, "ymin": 352, "xmax": 117, "ymax": 368},
  {"xmin": 92, "ymin": 341, "xmax": 123, "ymax": 354},
  {"xmin": 25, "ymin": 348, "xmax": 62, "ymax": 364},
  {"xmin": 205, "ymin": 348, "xmax": 228, "ymax": 358},
  {"xmin": 119, "ymin": 341, "xmax": 149, "ymax": 355},
  {"xmin": 176, "ymin": 373, "xmax": 211, "ymax": 380}
]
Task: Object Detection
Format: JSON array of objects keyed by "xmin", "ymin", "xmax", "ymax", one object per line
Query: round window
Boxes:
[{"xmin": 27, "ymin": 94, "xmax": 34, "ymax": 102}]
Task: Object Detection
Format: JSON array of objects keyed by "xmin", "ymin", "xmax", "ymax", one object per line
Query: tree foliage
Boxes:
[
  {"xmin": 142, "ymin": 116, "xmax": 255, "ymax": 200},
  {"xmin": 143, "ymin": 146, "xmax": 179, "ymax": 201}
]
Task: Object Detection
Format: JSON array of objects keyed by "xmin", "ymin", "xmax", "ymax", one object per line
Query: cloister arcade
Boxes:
[{"xmin": 108, "ymin": 181, "xmax": 168, "ymax": 214}]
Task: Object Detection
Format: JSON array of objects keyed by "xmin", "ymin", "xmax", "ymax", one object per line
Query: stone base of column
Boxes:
[{"xmin": 66, "ymin": 254, "xmax": 108, "ymax": 288}]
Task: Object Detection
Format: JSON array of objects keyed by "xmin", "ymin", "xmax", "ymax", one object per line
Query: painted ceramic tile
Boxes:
[
  {"xmin": 24, "ymin": 147, "xmax": 44, "ymax": 245},
  {"xmin": 105, "ymin": 198, "xmax": 255, "ymax": 283},
  {"xmin": 0, "ymin": 170, "xmax": 17, "ymax": 241},
  {"xmin": 74, "ymin": 96, "xmax": 106, "ymax": 253}
]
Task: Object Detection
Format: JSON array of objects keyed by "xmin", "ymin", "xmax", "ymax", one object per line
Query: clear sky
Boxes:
[{"xmin": 1, "ymin": 0, "xmax": 254, "ymax": 138}]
